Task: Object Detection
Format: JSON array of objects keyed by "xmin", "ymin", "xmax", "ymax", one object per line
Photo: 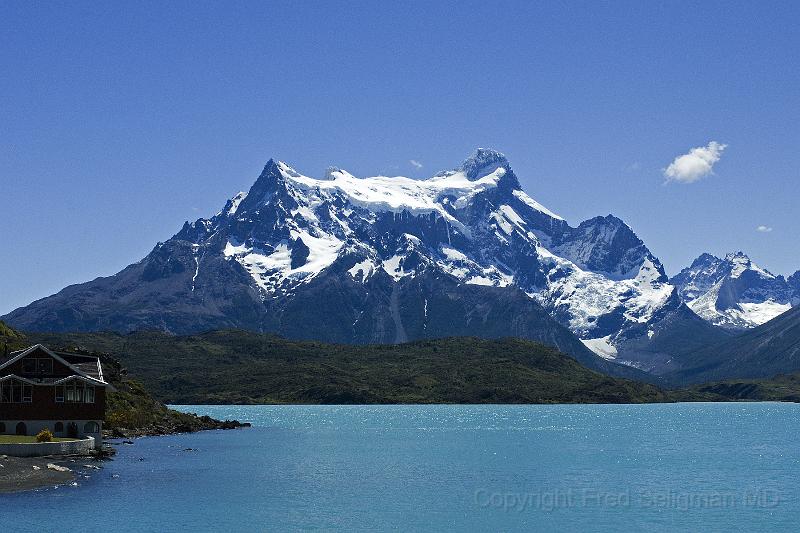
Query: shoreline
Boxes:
[
  {"xmin": 106, "ymin": 415, "xmax": 251, "ymax": 439},
  {"xmin": 165, "ymin": 397, "xmax": 800, "ymax": 406},
  {"xmin": 1, "ymin": 419, "xmax": 250, "ymax": 495},
  {"xmin": 0, "ymin": 455, "xmax": 88, "ymax": 495}
]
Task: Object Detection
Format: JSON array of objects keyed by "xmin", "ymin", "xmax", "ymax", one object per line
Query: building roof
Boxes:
[{"xmin": 0, "ymin": 344, "xmax": 115, "ymax": 390}]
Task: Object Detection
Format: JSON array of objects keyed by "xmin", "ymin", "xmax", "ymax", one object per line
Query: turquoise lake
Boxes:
[{"xmin": 2, "ymin": 403, "xmax": 798, "ymax": 531}]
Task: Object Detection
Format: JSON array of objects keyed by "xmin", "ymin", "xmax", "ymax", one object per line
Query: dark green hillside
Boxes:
[
  {"xmin": 29, "ymin": 330, "xmax": 668, "ymax": 404},
  {"xmin": 0, "ymin": 320, "xmax": 26, "ymax": 352},
  {"xmin": 673, "ymin": 373, "xmax": 800, "ymax": 402},
  {"xmin": 664, "ymin": 305, "xmax": 800, "ymax": 385},
  {"xmin": 1, "ymin": 323, "xmax": 241, "ymax": 435}
]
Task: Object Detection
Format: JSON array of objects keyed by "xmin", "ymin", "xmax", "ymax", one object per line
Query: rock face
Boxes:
[
  {"xmin": 4, "ymin": 149, "xmax": 705, "ymax": 374},
  {"xmin": 665, "ymin": 304, "xmax": 800, "ymax": 385},
  {"xmin": 671, "ymin": 252, "xmax": 798, "ymax": 330}
]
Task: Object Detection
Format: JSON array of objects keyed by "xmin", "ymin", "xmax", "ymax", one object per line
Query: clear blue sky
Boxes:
[{"xmin": 1, "ymin": 1, "xmax": 798, "ymax": 315}]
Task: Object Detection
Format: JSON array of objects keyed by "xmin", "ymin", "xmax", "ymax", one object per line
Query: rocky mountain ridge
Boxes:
[{"xmin": 3, "ymin": 149, "xmax": 786, "ymax": 377}]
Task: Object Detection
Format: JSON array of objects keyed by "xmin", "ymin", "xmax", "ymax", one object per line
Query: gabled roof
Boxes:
[
  {"xmin": 0, "ymin": 344, "xmax": 114, "ymax": 390},
  {"xmin": 53, "ymin": 374, "xmax": 114, "ymax": 389},
  {"xmin": 0, "ymin": 374, "xmax": 37, "ymax": 385}
]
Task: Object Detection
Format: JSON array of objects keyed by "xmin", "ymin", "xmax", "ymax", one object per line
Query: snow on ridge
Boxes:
[
  {"xmin": 222, "ymin": 226, "xmax": 344, "ymax": 293},
  {"xmin": 726, "ymin": 252, "xmax": 774, "ymax": 279},
  {"xmin": 201, "ymin": 154, "xmax": 681, "ymax": 343},
  {"xmin": 581, "ymin": 336, "xmax": 618, "ymax": 360},
  {"xmin": 689, "ymin": 292, "xmax": 792, "ymax": 329},
  {"xmin": 276, "ymin": 161, "xmax": 508, "ymax": 221},
  {"xmin": 348, "ymin": 259, "xmax": 375, "ymax": 281},
  {"xmin": 227, "ymin": 192, "xmax": 247, "ymax": 216},
  {"xmin": 674, "ymin": 251, "xmax": 794, "ymax": 329},
  {"xmin": 512, "ymin": 190, "xmax": 563, "ymax": 220}
]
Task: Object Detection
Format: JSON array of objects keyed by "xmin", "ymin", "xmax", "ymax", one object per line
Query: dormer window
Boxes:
[
  {"xmin": 22, "ymin": 359, "xmax": 36, "ymax": 373},
  {"xmin": 21, "ymin": 357, "xmax": 54, "ymax": 375},
  {"xmin": 38, "ymin": 358, "xmax": 53, "ymax": 374}
]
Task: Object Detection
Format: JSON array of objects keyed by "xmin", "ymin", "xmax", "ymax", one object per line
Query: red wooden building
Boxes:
[{"xmin": 0, "ymin": 344, "xmax": 115, "ymax": 446}]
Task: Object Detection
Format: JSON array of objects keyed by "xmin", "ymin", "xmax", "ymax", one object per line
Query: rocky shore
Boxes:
[
  {"xmin": 105, "ymin": 414, "xmax": 250, "ymax": 439},
  {"xmin": 0, "ymin": 423, "xmax": 249, "ymax": 495},
  {"xmin": 0, "ymin": 415, "xmax": 249, "ymax": 494},
  {"xmin": 0, "ymin": 455, "xmax": 101, "ymax": 494}
]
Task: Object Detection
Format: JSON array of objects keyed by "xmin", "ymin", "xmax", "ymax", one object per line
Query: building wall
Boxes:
[
  {"xmin": 0, "ymin": 385, "xmax": 105, "ymax": 420},
  {"xmin": 4, "ymin": 350, "xmax": 77, "ymax": 379},
  {"xmin": 0, "ymin": 419, "xmax": 103, "ymax": 448},
  {"xmin": 1, "ymin": 348, "xmax": 108, "ymax": 450},
  {"xmin": 0, "ymin": 437, "xmax": 96, "ymax": 457}
]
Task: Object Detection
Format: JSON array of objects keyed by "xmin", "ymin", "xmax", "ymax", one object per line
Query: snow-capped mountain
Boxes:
[
  {"xmin": 671, "ymin": 252, "xmax": 799, "ymax": 330},
  {"xmin": 218, "ymin": 151, "xmax": 674, "ymax": 339},
  {"xmin": 4, "ymin": 149, "xmax": 696, "ymax": 374}
]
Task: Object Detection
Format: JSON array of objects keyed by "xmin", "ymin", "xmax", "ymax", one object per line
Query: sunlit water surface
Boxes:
[{"xmin": 3, "ymin": 403, "xmax": 798, "ymax": 531}]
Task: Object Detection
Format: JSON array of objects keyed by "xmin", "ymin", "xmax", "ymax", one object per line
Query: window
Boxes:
[
  {"xmin": 60, "ymin": 381, "xmax": 95, "ymax": 403},
  {"xmin": 37, "ymin": 358, "xmax": 53, "ymax": 374},
  {"xmin": 0, "ymin": 379, "xmax": 32, "ymax": 403},
  {"xmin": 22, "ymin": 358, "xmax": 36, "ymax": 373},
  {"xmin": 0, "ymin": 422, "xmax": 5, "ymax": 433},
  {"xmin": 83, "ymin": 421, "xmax": 100, "ymax": 434},
  {"xmin": 21, "ymin": 357, "xmax": 54, "ymax": 375},
  {"xmin": 54, "ymin": 422, "xmax": 64, "ymax": 434}
]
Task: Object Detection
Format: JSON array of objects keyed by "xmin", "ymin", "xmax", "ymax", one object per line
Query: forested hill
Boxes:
[
  {"xmin": 28, "ymin": 329, "xmax": 669, "ymax": 404},
  {"xmin": 0, "ymin": 322, "xmax": 244, "ymax": 436}
]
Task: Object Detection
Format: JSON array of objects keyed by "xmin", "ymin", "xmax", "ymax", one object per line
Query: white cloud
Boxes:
[
  {"xmin": 756, "ymin": 225, "xmax": 773, "ymax": 233},
  {"xmin": 663, "ymin": 141, "xmax": 727, "ymax": 183},
  {"xmin": 409, "ymin": 159, "xmax": 423, "ymax": 170}
]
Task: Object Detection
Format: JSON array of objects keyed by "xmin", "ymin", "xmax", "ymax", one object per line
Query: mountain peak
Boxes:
[
  {"xmin": 688, "ymin": 253, "xmax": 722, "ymax": 268},
  {"xmin": 258, "ymin": 158, "xmax": 280, "ymax": 178},
  {"xmin": 725, "ymin": 251, "xmax": 750, "ymax": 262},
  {"xmin": 672, "ymin": 250, "xmax": 792, "ymax": 329},
  {"xmin": 460, "ymin": 148, "xmax": 509, "ymax": 180},
  {"xmin": 323, "ymin": 166, "xmax": 341, "ymax": 181}
]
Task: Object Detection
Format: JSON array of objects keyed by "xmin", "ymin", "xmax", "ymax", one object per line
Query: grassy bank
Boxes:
[{"xmin": 0, "ymin": 435, "xmax": 75, "ymax": 444}]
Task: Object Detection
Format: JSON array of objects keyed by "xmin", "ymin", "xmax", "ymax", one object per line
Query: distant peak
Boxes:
[
  {"xmin": 276, "ymin": 160, "xmax": 303, "ymax": 178},
  {"xmin": 460, "ymin": 148, "xmax": 509, "ymax": 180},
  {"xmin": 323, "ymin": 166, "xmax": 358, "ymax": 181},
  {"xmin": 725, "ymin": 251, "xmax": 750, "ymax": 262},
  {"xmin": 256, "ymin": 158, "xmax": 304, "ymax": 180},
  {"xmin": 323, "ymin": 166, "xmax": 341, "ymax": 181},
  {"xmin": 580, "ymin": 214, "xmax": 628, "ymax": 228},
  {"xmin": 259, "ymin": 158, "xmax": 280, "ymax": 176},
  {"xmin": 689, "ymin": 253, "xmax": 722, "ymax": 267}
]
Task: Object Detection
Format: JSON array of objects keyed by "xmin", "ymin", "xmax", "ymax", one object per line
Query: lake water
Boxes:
[{"xmin": 2, "ymin": 403, "xmax": 798, "ymax": 531}]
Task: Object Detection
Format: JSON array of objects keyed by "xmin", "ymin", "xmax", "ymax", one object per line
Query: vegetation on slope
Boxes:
[
  {"xmin": 672, "ymin": 373, "xmax": 800, "ymax": 402},
  {"xmin": 29, "ymin": 330, "xmax": 669, "ymax": 404},
  {"xmin": 97, "ymin": 353, "xmax": 246, "ymax": 435},
  {"xmin": 1, "ymin": 320, "xmax": 26, "ymax": 352},
  {"xmin": 664, "ymin": 305, "xmax": 800, "ymax": 385},
  {"xmin": 1, "ymin": 322, "xmax": 242, "ymax": 435},
  {"xmin": 15, "ymin": 321, "xmax": 800, "ymax": 406}
]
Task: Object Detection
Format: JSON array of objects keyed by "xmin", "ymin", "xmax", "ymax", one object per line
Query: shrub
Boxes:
[{"xmin": 36, "ymin": 428, "xmax": 54, "ymax": 442}]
